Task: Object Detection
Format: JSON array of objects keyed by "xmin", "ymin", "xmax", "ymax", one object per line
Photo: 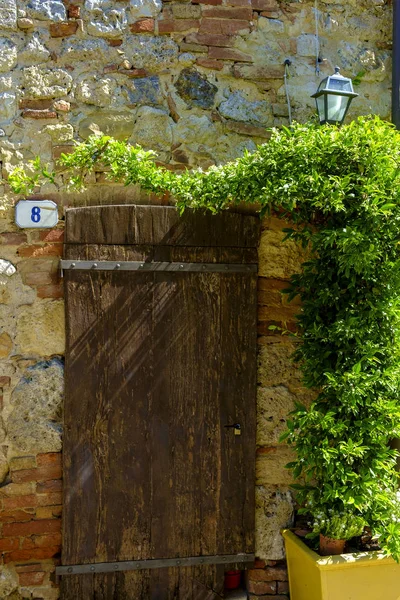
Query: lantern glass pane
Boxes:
[
  {"xmin": 326, "ymin": 94, "xmax": 349, "ymax": 123},
  {"xmin": 316, "ymin": 95, "xmax": 326, "ymax": 122},
  {"xmin": 328, "ymin": 76, "xmax": 353, "ymax": 93}
]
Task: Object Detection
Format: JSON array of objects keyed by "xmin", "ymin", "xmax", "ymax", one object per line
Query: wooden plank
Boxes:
[
  {"xmin": 65, "ymin": 205, "xmax": 260, "ymax": 248},
  {"xmin": 64, "ymin": 244, "xmax": 258, "ymax": 264}
]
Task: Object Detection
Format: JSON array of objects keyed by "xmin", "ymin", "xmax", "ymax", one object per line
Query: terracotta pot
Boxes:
[
  {"xmin": 224, "ymin": 570, "xmax": 241, "ymax": 589},
  {"xmin": 319, "ymin": 534, "xmax": 346, "ymax": 556}
]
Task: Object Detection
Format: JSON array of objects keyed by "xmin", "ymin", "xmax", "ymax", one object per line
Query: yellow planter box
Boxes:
[{"xmin": 283, "ymin": 529, "xmax": 400, "ymax": 600}]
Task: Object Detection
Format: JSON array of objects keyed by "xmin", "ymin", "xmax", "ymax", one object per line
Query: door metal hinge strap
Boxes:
[
  {"xmin": 56, "ymin": 553, "xmax": 255, "ymax": 578},
  {"xmin": 60, "ymin": 260, "xmax": 257, "ymax": 277}
]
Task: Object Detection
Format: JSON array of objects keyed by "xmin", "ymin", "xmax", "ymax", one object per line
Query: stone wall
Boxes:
[{"xmin": 0, "ymin": 0, "xmax": 393, "ymax": 597}]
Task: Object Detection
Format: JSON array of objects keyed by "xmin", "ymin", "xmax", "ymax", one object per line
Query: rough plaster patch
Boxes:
[
  {"xmin": 255, "ymin": 485, "xmax": 294, "ymax": 559},
  {"xmin": 8, "ymin": 358, "xmax": 64, "ymax": 454},
  {"xmin": 22, "ymin": 66, "xmax": 73, "ymax": 99},
  {"xmin": 0, "ymin": 0, "xmax": 17, "ymax": 30},
  {"xmin": 15, "ymin": 300, "xmax": 65, "ymax": 356}
]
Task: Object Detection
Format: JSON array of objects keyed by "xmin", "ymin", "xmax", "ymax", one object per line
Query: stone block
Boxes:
[
  {"xmin": 219, "ymin": 90, "xmax": 272, "ymax": 124},
  {"xmin": 74, "ymin": 76, "xmax": 116, "ymax": 107},
  {"xmin": 129, "ymin": 0, "xmax": 162, "ymax": 20},
  {"xmin": 0, "ymin": 0, "xmax": 17, "ymax": 30},
  {"xmin": 59, "ymin": 38, "xmax": 117, "ymax": 64},
  {"xmin": 0, "ymin": 332, "xmax": 12, "ymax": 357},
  {"xmin": 0, "ymin": 566, "xmax": 18, "ymax": 598},
  {"xmin": 86, "ymin": 1, "xmax": 128, "ymax": 38},
  {"xmin": 131, "ymin": 106, "xmax": 173, "ymax": 154},
  {"xmin": 0, "ymin": 39, "xmax": 17, "ymax": 73},
  {"xmin": 257, "ymin": 385, "xmax": 300, "ymax": 445},
  {"xmin": 8, "ymin": 358, "xmax": 64, "ymax": 454},
  {"xmin": 175, "ymin": 68, "xmax": 217, "ymax": 109},
  {"xmin": 256, "ymin": 446, "xmax": 296, "ymax": 485},
  {"xmin": 15, "ymin": 300, "xmax": 65, "ymax": 356},
  {"xmin": 255, "ymin": 485, "xmax": 294, "ymax": 559},
  {"xmin": 124, "ymin": 76, "xmax": 162, "ymax": 106},
  {"xmin": 258, "ymin": 229, "xmax": 306, "ymax": 279},
  {"xmin": 79, "ymin": 111, "xmax": 135, "ymax": 140},
  {"xmin": 125, "ymin": 35, "xmax": 179, "ymax": 71},
  {"xmin": 20, "ymin": 34, "xmax": 51, "ymax": 63},
  {"xmin": 49, "ymin": 20, "xmax": 79, "ymax": 37},
  {"xmin": 22, "ymin": 67, "xmax": 73, "ymax": 99},
  {"xmin": 26, "ymin": 0, "xmax": 66, "ymax": 21}
]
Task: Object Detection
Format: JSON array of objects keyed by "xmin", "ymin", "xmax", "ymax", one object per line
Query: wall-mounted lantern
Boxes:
[{"xmin": 311, "ymin": 67, "xmax": 358, "ymax": 125}]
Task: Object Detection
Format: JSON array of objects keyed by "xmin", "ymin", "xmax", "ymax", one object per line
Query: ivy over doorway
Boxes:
[{"xmin": 10, "ymin": 116, "xmax": 400, "ymax": 558}]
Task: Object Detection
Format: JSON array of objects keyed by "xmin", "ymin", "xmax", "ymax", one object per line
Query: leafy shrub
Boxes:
[{"xmin": 9, "ymin": 116, "xmax": 400, "ymax": 558}]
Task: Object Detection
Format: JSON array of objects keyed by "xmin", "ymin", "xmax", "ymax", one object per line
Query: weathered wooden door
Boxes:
[{"xmin": 60, "ymin": 205, "xmax": 259, "ymax": 599}]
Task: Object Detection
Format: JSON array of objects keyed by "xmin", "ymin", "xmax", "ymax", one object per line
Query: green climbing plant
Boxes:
[{"xmin": 9, "ymin": 115, "xmax": 400, "ymax": 558}]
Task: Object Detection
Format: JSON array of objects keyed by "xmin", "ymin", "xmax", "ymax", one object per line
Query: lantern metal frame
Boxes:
[{"xmin": 311, "ymin": 67, "xmax": 358, "ymax": 125}]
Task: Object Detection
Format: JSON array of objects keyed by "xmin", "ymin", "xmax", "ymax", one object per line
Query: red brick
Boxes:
[
  {"xmin": 3, "ymin": 519, "xmax": 61, "ymax": 537},
  {"xmin": 2, "ymin": 495, "xmax": 37, "ymax": 510},
  {"xmin": 12, "ymin": 464, "xmax": 62, "ymax": 484},
  {"xmin": 18, "ymin": 244, "xmax": 62, "ymax": 258},
  {"xmin": 199, "ymin": 18, "xmax": 250, "ymax": 35},
  {"xmin": 49, "ymin": 21, "xmax": 79, "ymax": 37},
  {"xmin": 37, "ymin": 492, "xmax": 62, "ymax": 507},
  {"xmin": 22, "ymin": 109, "xmax": 57, "ymax": 119},
  {"xmin": 225, "ymin": 120, "xmax": 271, "ymax": 139},
  {"xmin": 103, "ymin": 64, "xmax": 118, "ymax": 73},
  {"xmin": 130, "ymin": 18, "xmax": 155, "ymax": 32},
  {"xmin": 108, "ymin": 39, "xmax": 123, "ymax": 46},
  {"xmin": 39, "ymin": 230, "xmax": 64, "ymax": 243},
  {"xmin": 118, "ymin": 68, "xmax": 149, "ymax": 78},
  {"xmin": 37, "ymin": 453, "xmax": 62, "ymax": 468},
  {"xmin": 196, "ymin": 58, "xmax": 224, "ymax": 70},
  {"xmin": 0, "ymin": 538, "xmax": 19, "ymax": 552},
  {"xmin": 247, "ymin": 566, "xmax": 288, "ymax": 582},
  {"xmin": 18, "ymin": 571, "xmax": 45, "ymax": 586},
  {"xmin": 233, "ymin": 64, "xmax": 283, "ymax": 79},
  {"xmin": 0, "ymin": 508, "xmax": 35, "ymax": 523},
  {"xmin": 37, "ymin": 480, "xmax": 62, "ymax": 494},
  {"xmin": 19, "ymin": 99, "xmax": 52, "ymax": 110},
  {"xmin": 208, "ymin": 46, "xmax": 252, "ymax": 61},
  {"xmin": 37, "ymin": 284, "xmax": 64, "ymax": 299},
  {"xmin": 67, "ymin": 4, "xmax": 80, "ymax": 18},
  {"xmin": 1, "ymin": 232, "xmax": 27, "ymax": 245},
  {"xmin": 21, "ymin": 533, "xmax": 61, "ymax": 550},
  {"xmin": 0, "ymin": 376, "xmax": 10, "ymax": 387},
  {"xmin": 4, "ymin": 547, "xmax": 60, "ymax": 563},
  {"xmin": 158, "ymin": 19, "xmax": 200, "ymax": 33},
  {"xmin": 253, "ymin": 559, "xmax": 267, "ymax": 568},
  {"xmin": 251, "ymin": 0, "xmax": 279, "ymax": 9},
  {"xmin": 185, "ymin": 32, "xmax": 234, "ymax": 47},
  {"xmin": 246, "ymin": 579, "xmax": 276, "ymax": 594},
  {"xmin": 15, "ymin": 563, "xmax": 44, "ymax": 573},
  {"xmin": 202, "ymin": 5, "xmax": 252, "ymax": 18},
  {"xmin": 278, "ymin": 581, "xmax": 289, "ymax": 593},
  {"xmin": 192, "ymin": 0, "xmax": 223, "ymax": 5},
  {"xmin": 23, "ymin": 272, "xmax": 56, "ymax": 286}
]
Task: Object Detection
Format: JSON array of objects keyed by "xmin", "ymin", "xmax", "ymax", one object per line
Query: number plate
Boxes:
[{"xmin": 15, "ymin": 200, "xmax": 58, "ymax": 229}]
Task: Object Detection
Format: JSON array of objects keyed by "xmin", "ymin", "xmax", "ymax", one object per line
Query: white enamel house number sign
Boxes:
[{"xmin": 15, "ymin": 200, "xmax": 58, "ymax": 229}]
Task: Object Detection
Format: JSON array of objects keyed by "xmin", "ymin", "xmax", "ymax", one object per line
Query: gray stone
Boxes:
[
  {"xmin": 175, "ymin": 68, "xmax": 217, "ymax": 109},
  {"xmin": 59, "ymin": 39, "xmax": 117, "ymax": 65},
  {"xmin": 255, "ymin": 485, "xmax": 294, "ymax": 559},
  {"xmin": 125, "ymin": 35, "xmax": 179, "ymax": 72},
  {"xmin": 0, "ymin": 259, "xmax": 15, "ymax": 276},
  {"xmin": 219, "ymin": 90, "xmax": 271, "ymax": 125},
  {"xmin": 79, "ymin": 111, "xmax": 135, "ymax": 140},
  {"xmin": 0, "ymin": 92, "xmax": 16, "ymax": 122},
  {"xmin": 74, "ymin": 76, "xmax": 116, "ymax": 107},
  {"xmin": 129, "ymin": 0, "xmax": 162, "ymax": 20},
  {"xmin": 0, "ymin": 274, "xmax": 35, "ymax": 306},
  {"xmin": 0, "ymin": 38, "xmax": 17, "ymax": 72},
  {"xmin": 85, "ymin": 0, "xmax": 128, "ymax": 38},
  {"xmin": 8, "ymin": 358, "xmax": 64, "ymax": 454},
  {"xmin": 131, "ymin": 106, "xmax": 173, "ymax": 156},
  {"xmin": 19, "ymin": 34, "xmax": 51, "ymax": 64},
  {"xmin": 0, "ymin": 75, "xmax": 12, "ymax": 91},
  {"xmin": 22, "ymin": 66, "xmax": 73, "ymax": 99},
  {"xmin": 124, "ymin": 76, "xmax": 162, "ymax": 106},
  {"xmin": 0, "ymin": 0, "xmax": 17, "ymax": 30},
  {"xmin": 26, "ymin": 0, "xmax": 67, "ymax": 22},
  {"xmin": 0, "ymin": 567, "xmax": 18, "ymax": 598}
]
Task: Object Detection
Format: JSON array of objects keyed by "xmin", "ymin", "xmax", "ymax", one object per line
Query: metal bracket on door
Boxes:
[
  {"xmin": 56, "ymin": 553, "xmax": 255, "ymax": 580},
  {"xmin": 60, "ymin": 260, "xmax": 257, "ymax": 277}
]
